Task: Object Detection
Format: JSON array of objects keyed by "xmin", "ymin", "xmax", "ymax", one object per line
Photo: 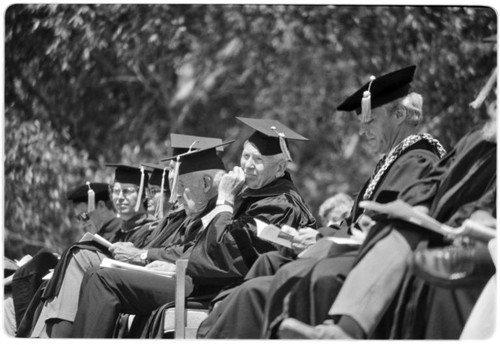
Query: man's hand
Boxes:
[
  {"xmin": 413, "ymin": 205, "xmax": 430, "ymax": 215},
  {"xmin": 109, "ymin": 242, "xmax": 145, "ymax": 264},
  {"xmin": 288, "ymin": 226, "xmax": 318, "ymax": 255},
  {"xmin": 217, "ymin": 166, "xmax": 246, "ymax": 206},
  {"xmin": 469, "ymin": 210, "xmax": 496, "ymax": 228},
  {"xmin": 146, "ymin": 260, "xmax": 176, "ymax": 274}
]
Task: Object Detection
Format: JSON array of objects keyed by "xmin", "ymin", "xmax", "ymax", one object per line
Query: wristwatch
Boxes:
[{"xmin": 140, "ymin": 251, "xmax": 148, "ymax": 264}]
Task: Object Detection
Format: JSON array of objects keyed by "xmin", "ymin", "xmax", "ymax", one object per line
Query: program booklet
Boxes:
[
  {"xmin": 297, "ymin": 236, "xmax": 362, "ymax": 259},
  {"xmin": 254, "ymin": 218, "xmax": 294, "ymax": 248},
  {"xmin": 79, "ymin": 232, "xmax": 113, "ymax": 249},
  {"xmin": 100, "ymin": 257, "xmax": 175, "ymax": 278}
]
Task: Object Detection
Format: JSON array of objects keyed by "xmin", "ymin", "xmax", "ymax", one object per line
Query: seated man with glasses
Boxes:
[{"xmin": 28, "ymin": 164, "xmax": 157, "ymax": 338}]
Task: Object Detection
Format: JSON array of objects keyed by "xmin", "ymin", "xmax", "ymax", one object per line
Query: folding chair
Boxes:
[{"xmin": 163, "ymin": 259, "xmax": 209, "ymax": 338}]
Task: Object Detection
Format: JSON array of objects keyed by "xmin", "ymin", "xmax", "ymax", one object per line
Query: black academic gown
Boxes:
[
  {"xmin": 381, "ymin": 128, "xmax": 497, "ymax": 339},
  {"xmin": 14, "ymin": 214, "xmax": 149, "ymax": 337},
  {"xmin": 197, "ymin": 138, "xmax": 442, "ymax": 339},
  {"xmin": 263, "ymin": 140, "xmax": 445, "ymax": 333},
  {"xmin": 188, "ymin": 172, "xmax": 317, "ymax": 294},
  {"xmin": 71, "ymin": 202, "xmax": 216, "ymax": 338},
  {"xmin": 96, "ymin": 216, "xmax": 122, "ymax": 242},
  {"xmin": 141, "ymin": 175, "xmax": 317, "ymax": 338}
]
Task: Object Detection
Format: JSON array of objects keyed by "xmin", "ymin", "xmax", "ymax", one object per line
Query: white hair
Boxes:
[{"xmin": 399, "ymin": 92, "xmax": 424, "ymax": 127}]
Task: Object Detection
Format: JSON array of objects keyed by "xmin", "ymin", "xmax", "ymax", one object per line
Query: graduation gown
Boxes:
[
  {"xmin": 95, "ymin": 216, "xmax": 122, "ymax": 242},
  {"xmin": 324, "ymin": 128, "xmax": 495, "ymax": 339},
  {"xmin": 382, "ymin": 128, "xmax": 497, "ymax": 339},
  {"xmin": 71, "ymin": 202, "xmax": 216, "ymax": 338},
  {"xmin": 188, "ymin": 172, "xmax": 317, "ymax": 293},
  {"xmin": 141, "ymin": 175, "xmax": 316, "ymax": 338},
  {"xmin": 199, "ymin": 138, "xmax": 442, "ymax": 339},
  {"xmin": 41, "ymin": 212, "xmax": 155, "ymax": 302}
]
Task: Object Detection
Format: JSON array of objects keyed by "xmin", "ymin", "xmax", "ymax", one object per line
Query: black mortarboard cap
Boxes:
[
  {"xmin": 337, "ymin": 65, "xmax": 417, "ymax": 115},
  {"xmin": 141, "ymin": 162, "xmax": 170, "ymax": 190},
  {"xmin": 169, "ymin": 133, "xmax": 224, "ymax": 156},
  {"xmin": 177, "ymin": 141, "xmax": 233, "ymax": 175},
  {"xmin": 67, "ymin": 182, "xmax": 110, "ymax": 203},
  {"xmin": 236, "ymin": 117, "xmax": 308, "ymax": 160},
  {"xmin": 161, "ymin": 134, "xmax": 224, "ymax": 161},
  {"xmin": 105, "ymin": 163, "xmax": 149, "ymax": 186}
]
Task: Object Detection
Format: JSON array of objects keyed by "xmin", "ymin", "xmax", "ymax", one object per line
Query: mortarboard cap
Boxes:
[
  {"xmin": 105, "ymin": 163, "xmax": 149, "ymax": 212},
  {"xmin": 177, "ymin": 141, "xmax": 232, "ymax": 175},
  {"xmin": 67, "ymin": 182, "xmax": 111, "ymax": 213},
  {"xmin": 236, "ymin": 117, "xmax": 308, "ymax": 161},
  {"xmin": 162, "ymin": 139, "xmax": 233, "ymax": 204},
  {"xmin": 337, "ymin": 65, "xmax": 417, "ymax": 122},
  {"xmin": 161, "ymin": 134, "xmax": 224, "ymax": 162},
  {"xmin": 141, "ymin": 162, "xmax": 170, "ymax": 191},
  {"xmin": 105, "ymin": 163, "xmax": 149, "ymax": 186},
  {"xmin": 169, "ymin": 133, "xmax": 224, "ymax": 157},
  {"xmin": 67, "ymin": 182, "xmax": 110, "ymax": 204}
]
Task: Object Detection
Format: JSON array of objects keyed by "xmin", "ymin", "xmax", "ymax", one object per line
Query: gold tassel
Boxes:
[
  {"xmin": 168, "ymin": 156, "xmax": 181, "ymax": 205},
  {"xmin": 135, "ymin": 167, "xmax": 145, "ymax": 212},
  {"xmin": 158, "ymin": 167, "xmax": 167, "ymax": 219},
  {"xmin": 86, "ymin": 181, "xmax": 95, "ymax": 213},
  {"xmin": 271, "ymin": 126, "xmax": 292, "ymax": 162},
  {"xmin": 361, "ymin": 76, "xmax": 376, "ymax": 123}
]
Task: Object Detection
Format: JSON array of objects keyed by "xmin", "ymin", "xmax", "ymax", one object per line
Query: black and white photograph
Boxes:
[{"xmin": 2, "ymin": 1, "xmax": 497, "ymax": 341}]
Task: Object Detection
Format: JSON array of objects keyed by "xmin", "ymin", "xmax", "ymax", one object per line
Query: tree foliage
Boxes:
[{"xmin": 3, "ymin": 4, "xmax": 496, "ymax": 258}]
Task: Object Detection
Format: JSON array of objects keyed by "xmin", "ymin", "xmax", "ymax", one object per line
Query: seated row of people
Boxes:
[{"xmin": 7, "ymin": 63, "xmax": 496, "ymax": 339}]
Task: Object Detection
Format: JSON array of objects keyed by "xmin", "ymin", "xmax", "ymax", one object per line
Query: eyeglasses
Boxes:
[
  {"xmin": 112, "ymin": 187, "xmax": 138, "ymax": 197},
  {"xmin": 147, "ymin": 187, "xmax": 163, "ymax": 196},
  {"xmin": 75, "ymin": 211, "xmax": 90, "ymax": 223}
]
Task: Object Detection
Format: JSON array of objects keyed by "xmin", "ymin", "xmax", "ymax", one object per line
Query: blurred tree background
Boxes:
[{"xmin": 3, "ymin": 4, "xmax": 496, "ymax": 258}]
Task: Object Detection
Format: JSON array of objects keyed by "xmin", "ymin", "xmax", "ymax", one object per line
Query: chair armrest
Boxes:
[{"xmin": 174, "ymin": 259, "xmax": 189, "ymax": 339}]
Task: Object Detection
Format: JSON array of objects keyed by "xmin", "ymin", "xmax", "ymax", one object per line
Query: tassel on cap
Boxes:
[
  {"xmin": 168, "ymin": 140, "xmax": 199, "ymax": 205},
  {"xmin": 158, "ymin": 167, "xmax": 167, "ymax": 218},
  {"xmin": 134, "ymin": 167, "xmax": 146, "ymax": 212},
  {"xmin": 86, "ymin": 182, "xmax": 96, "ymax": 213},
  {"xmin": 270, "ymin": 126, "xmax": 292, "ymax": 162},
  {"xmin": 361, "ymin": 76, "xmax": 376, "ymax": 123},
  {"xmin": 168, "ymin": 157, "xmax": 180, "ymax": 204}
]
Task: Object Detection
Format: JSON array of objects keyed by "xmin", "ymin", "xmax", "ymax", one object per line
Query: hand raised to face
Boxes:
[{"xmin": 218, "ymin": 166, "xmax": 246, "ymax": 205}]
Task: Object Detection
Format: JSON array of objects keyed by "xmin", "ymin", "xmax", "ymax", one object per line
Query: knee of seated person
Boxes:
[{"xmin": 240, "ymin": 276, "xmax": 270, "ymax": 291}]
